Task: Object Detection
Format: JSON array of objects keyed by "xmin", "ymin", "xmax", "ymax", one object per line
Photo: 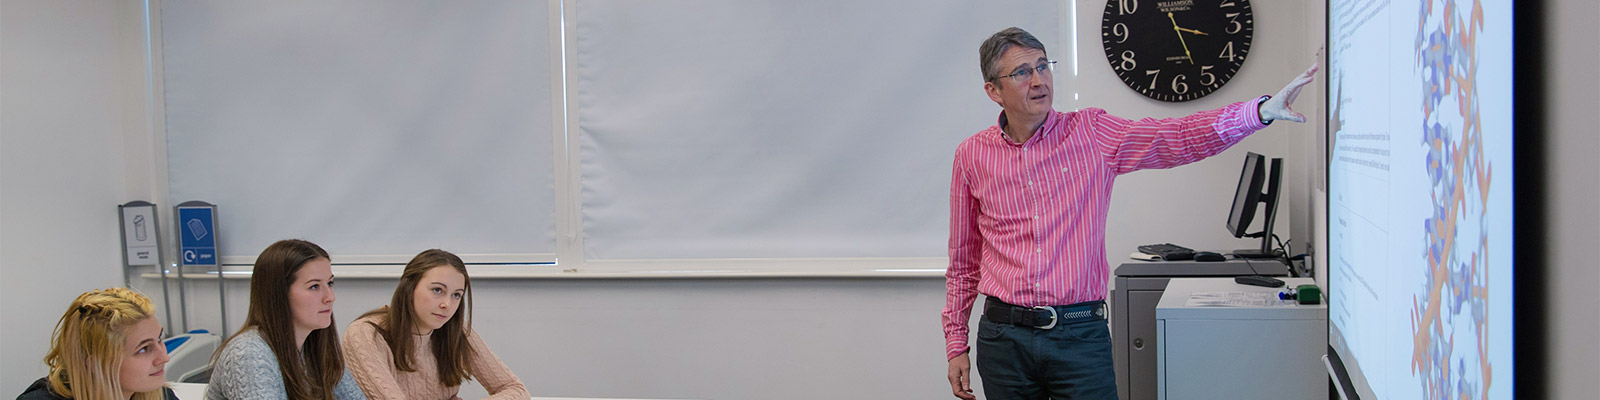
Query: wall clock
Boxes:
[{"xmin": 1102, "ymin": 0, "xmax": 1253, "ymax": 102}]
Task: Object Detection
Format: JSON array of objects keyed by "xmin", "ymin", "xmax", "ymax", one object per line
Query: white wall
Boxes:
[
  {"xmin": 3, "ymin": 0, "xmax": 1593, "ymax": 398},
  {"xmin": 0, "ymin": 0, "xmax": 155, "ymax": 393}
]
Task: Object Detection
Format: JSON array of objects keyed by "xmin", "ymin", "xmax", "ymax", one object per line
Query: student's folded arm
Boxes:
[
  {"xmin": 333, "ymin": 367, "xmax": 369, "ymax": 400},
  {"xmin": 211, "ymin": 338, "xmax": 290, "ymax": 400},
  {"xmin": 342, "ymin": 321, "xmax": 407, "ymax": 400},
  {"xmin": 467, "ymin": 329, "xmax": 530, "ymax": 400}
]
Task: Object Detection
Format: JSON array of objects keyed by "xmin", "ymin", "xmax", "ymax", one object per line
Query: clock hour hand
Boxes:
[
  {"xmin": 1168, "ymin": 12, "xmax": 1195, "ymax": 63},
  {"xmin": 1176, "ymin": 27, "xmax": 1208, "ymax": 36}
]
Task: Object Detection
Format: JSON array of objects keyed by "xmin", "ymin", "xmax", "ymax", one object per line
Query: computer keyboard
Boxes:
[
  {"xmin": 1235, "ymin": 275, "xmax": 1286, "ymax": 288},
  {"xmin": 1137, "ymin": 243, "xmax": 1196, "ymax": 260}
]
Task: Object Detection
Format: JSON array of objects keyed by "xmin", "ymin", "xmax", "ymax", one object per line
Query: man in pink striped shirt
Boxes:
[{"xmin": 943, "ymin": 28, "xmax": 1317, "ymax": 400}]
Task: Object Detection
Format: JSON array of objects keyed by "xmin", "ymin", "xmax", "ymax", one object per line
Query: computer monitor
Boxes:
[{"xmin": 1226, "ymin": 152, "xmax": 1281, "ymax": 258}]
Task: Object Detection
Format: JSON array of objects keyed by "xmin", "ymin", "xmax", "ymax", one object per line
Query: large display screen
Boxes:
[{"xmin": 1326, "ymin": 0, "xmax": 1515, "ymax": 398}]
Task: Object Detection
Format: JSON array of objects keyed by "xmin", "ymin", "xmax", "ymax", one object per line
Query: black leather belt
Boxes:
[{"xmin": 984, "ymin": 297, "xmax": 1106, "ymax": 329}]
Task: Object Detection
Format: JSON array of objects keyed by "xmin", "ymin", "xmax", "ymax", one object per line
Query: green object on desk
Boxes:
[{"xmin": 1295, "ymin": 284, "xmax": 1321, "ymax": 304}]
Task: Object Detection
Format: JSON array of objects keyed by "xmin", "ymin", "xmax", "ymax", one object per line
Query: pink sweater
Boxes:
[{"xmin": 343, "ymin": 314, "xmax": 529, "ymax": 400}]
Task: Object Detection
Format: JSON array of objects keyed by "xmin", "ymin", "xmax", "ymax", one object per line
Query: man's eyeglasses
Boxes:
[{"xmin": 997, "ymin": 60, "xmax": 1057, "ymax": 85}]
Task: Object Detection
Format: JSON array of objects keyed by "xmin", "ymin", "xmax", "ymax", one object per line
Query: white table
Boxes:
[
  {"xmin": 1155, "ymin": 278, "xmax": 1327, "ymax": 400},
  {"xmin": 167, "ymin": 382, "xmax": 205, "ymax": 400},
  {"xmin": 165, "ymin": 383, "xmax": 693, "ymax": 400}
]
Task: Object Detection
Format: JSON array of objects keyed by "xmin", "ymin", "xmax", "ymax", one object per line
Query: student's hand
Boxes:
[
  {"xmin": 1258, "ymin": 62, "xmax": 1319, "ymax": 123},
  {"xmin": 947, "ymin": 352, "xmax": 976, "ymax": 400}
]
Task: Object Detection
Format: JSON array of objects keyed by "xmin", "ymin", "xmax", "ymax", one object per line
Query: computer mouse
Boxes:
[{"xmin": 1193, "ymin": 251, "xmax": 1226, "ymax": 262}]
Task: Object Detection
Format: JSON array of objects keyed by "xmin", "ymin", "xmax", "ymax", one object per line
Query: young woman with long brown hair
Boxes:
[
  {"xmin": 206, "ymin": 239, "xmax": 365, "ymax": 400},
  {"xmin": 343, "ymin": 249, "xmax": 527, "ymax": 399},
  {"xmin": 17, "ymin": 288, "xmax": 177, "ymax": 400}
]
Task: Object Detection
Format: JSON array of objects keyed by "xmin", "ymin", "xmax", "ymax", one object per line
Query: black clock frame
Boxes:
[{"xmin": 1101, "ymin": 0, "xmax": 1254, "ymax": 102}]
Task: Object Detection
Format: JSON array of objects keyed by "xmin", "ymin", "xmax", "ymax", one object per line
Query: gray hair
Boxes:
[{"xmin": 979, "ymin": 27, "xmax": 1047, "ymax": 83}]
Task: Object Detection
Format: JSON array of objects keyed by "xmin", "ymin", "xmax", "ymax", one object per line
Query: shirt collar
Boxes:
[{"xmin": 995, "ymin": 110, "xmax": 1057, "ymax": 145}]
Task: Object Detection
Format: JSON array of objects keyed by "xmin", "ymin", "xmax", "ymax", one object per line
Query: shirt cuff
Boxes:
[
  {"xmin": 946, "ymin": 340, "xmax": 969, "ymax": 360},
  {"xmin": 1254, "ymin": 95, "xmax": 1272, "ymax": 126}
]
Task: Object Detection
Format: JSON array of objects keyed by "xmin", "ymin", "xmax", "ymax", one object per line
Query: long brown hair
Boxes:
[
  {"xmin": 219, "ymin": 239, "xmax": 346, "ymax": 400},
  {"xmin": 359, "ymin": 249, "xmax": 475, "ymax": 386},
  {"xmin": 43, "ymin": 288, "xmax": 166, "ymax": 400}
]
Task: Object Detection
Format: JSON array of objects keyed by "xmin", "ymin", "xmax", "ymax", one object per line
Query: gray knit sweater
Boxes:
[{"xmin": 206, "ymin": 329, "xmax": 367, "ymax": 400}]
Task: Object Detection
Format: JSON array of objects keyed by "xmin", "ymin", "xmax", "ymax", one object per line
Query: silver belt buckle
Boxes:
[{"xmin": 1031, "ymin": 305, "xmax": 1058, "ymax": 329}]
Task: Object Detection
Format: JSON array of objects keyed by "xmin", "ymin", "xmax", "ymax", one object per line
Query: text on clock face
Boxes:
[{"xmin": 1102, "ymin": 0, "xmax": 1254, "ymax": 102}]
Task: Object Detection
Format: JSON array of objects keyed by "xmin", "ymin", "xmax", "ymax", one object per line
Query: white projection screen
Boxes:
[
  {"xmin": 571, "ymin": 0, "xmax": 1059, "ymax": 261},
  {"xmin": 160, "ymin": 0, "xmax": 556, "ymax": 262},
  {"xmin": 1325, "ymin": 0, "xmax": 1520, "ymax": 398}
]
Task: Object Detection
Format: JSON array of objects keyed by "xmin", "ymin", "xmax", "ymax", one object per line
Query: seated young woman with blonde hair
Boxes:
[
  {"xmin": 343, "ymin": 249, "xmax": 528, "ymax": 400},
  {"xmin": 17, "ymin": 287, "xmax": 178, "ymax": 400}
]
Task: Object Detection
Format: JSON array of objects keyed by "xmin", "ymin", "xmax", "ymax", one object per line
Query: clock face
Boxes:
[{"xmin": 1102, "ymin": 0, "xmax": 1253, "ymax": 102}]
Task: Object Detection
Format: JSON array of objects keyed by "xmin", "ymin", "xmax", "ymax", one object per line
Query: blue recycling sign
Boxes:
[{"xmin": 177, "ymin": 206, "xmax": 217, "ymax": 266}]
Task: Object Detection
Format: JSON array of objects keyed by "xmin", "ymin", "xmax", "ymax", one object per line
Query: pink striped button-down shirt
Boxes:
[{"xmin": 943, "ymin": 98, "xmax": 1270, "ymax": 360}]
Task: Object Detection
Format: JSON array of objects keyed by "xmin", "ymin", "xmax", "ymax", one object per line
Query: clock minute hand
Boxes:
[{"xmin": 1168, "ymin": 12, "xmax": 1195, "ymax": 63}]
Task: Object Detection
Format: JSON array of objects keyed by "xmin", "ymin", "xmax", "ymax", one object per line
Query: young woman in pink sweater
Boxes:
[{"xmin": 343, "ymin": 250, "xmax": 528, "ymax": 400}]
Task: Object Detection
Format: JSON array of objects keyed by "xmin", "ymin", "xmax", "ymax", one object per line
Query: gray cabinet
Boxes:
[{"xmin": 1111, "ymin": 259, "xmax": 1288, "ymax": 400}]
